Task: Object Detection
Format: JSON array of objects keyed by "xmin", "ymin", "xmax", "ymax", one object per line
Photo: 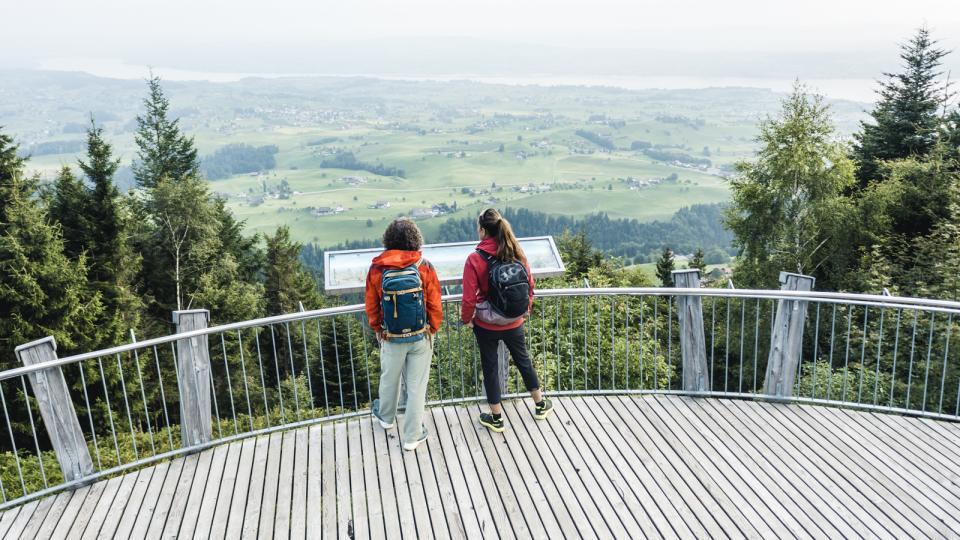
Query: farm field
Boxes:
[{"xmin": 1, "ymin": 71, "xmax": 870, "ymax": 247}]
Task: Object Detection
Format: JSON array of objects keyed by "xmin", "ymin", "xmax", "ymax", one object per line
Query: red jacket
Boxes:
[
  {"xmin": 365, "ymin": 249, "xmax": 443, "ymax": 335},
  {"xmin": 461, "ymin": 237, "xmax": 535, "ymax": 330}
]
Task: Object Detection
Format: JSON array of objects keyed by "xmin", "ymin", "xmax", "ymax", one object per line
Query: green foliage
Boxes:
[
  {"xmin": 854, "ymin": 27, "xmax": 951, "ymax": 186},
  {"xmin": 688, "ymin": 248, "xmax": 707, "ymax": 274},
  {"xmin": 0, "ymin": 129, "xmax": 103, "ymax": 364},
  {"xmin": 133, "ymin": 75, "xmax": 200, "ymax": 188},
  {"xmin": 655, "ymin": 247, "xmax": 675, "ymax": 287},
  {"xmin": 725, "ymin": 84, "xmax": 856, "ymax": 289},
  {"xmin": 319, "ymin": 151, "xmax": 405, "ymax": 178},
  {"xmin": 265, "ymin": 226, "xmax": 324, "ymax": 315},
  {"xmin": 202, "ymin": 143, "xmax": 278, "ymax": 180}
]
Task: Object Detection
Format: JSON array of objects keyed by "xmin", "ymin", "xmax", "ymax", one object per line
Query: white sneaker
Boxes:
[
  {"xmin": 403, "ymin": 432, "xmax": 428, "ymax": 451},
  {"xmin": 372, "ymin": 399, "xmax": 394, "ymax": 429}
]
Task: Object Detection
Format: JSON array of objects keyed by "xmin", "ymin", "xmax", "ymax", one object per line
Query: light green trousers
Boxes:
[{"xmin": 377, "ymin": 335, "xmax": 432, "ymax": 443}]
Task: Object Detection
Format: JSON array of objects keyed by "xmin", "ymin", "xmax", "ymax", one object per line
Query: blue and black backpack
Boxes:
[{"xmin": 380, "ymin": 261, "xmax": 427, "ymax": 342}]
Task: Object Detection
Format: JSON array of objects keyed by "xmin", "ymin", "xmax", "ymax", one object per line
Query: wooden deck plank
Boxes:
[
  {"xmin": 305, "ymin": 424, "xmax": 324, "ymax": 538},
  {"xmin": 399, "ymin": 422, "xmax": 435, "ymax": 540},
  {"xmin": 671, "ymin": 396, "xmax": 832, "ymax": 537},
  {"xmin": 56, "ymin": 482, "xmax": 107, "ymax": 538},
  {"xmin": 451, "ymin": 404, "xmax": 526, "ymax": 537},
  {"xmin": 258, "ymin": 432, "xmax": 285, "ymax": 538},
  {"xmin": 770, "ymin": 403, "xmax": 947, "ymax": 537},
  {"xmin": 645, "ymin": 397, "xmax": 794, "ymax": 538},
  {"xmin": 617, "ymin": 396, "xmax": 763, "ymax": 539},
  {"xmin": 4, "ymin": 499, "xmax": 40, "ymax": 539},
  {"xmin": 412, "ymin": 422, "xmax": 450, "ymax": 540},
  {"xmin": 143, "ymin": 451, "xmax": 190, "ymax": 538},
  {"xmin": 428, "ymin": 407, "xmax": 484, "ymax": 537},
  {"xmin": 214, "ymin": 436, "xmax": 254, "ymax": 540},
  {"xmin": 320, "ymin": 422, "xmax": 338, "ymax": 539},
  {"xmin": 823, "ymin": 407, "xmax": 960, "ymax": 503},
  {"xmin": 115, "ymin": 460, "xmax": 170, "ymax": 538},
  {"xmin": 384, "ymin": 419, "xmax": 419, "ymax": 538},
  {"xmin": 491, "ymin": 403, "xmax": 564, "ymax": 538},
  {"xmin": 420, "ymin": 408, "xmax": 468, "ymax": 539},
  {"xmin": 240, "ymin": 434, "xmax": 272, "ymax": 538},
  {"xmin": 181, "ymin": 444, "xmax": 229, "ymax": 539},
  {"xmin": 582, "ymin": 396, "xmax": 702, "ymax": 538},
  {"xmin": 272, "ymin": 430, "xmax": 297, "ymax": 538},
  {"xmin": 358, "ymin": 418, "xmax": 386, "ymax": 540},
  {"xmin": 76, "ymin": 474, "xmax": 127, "ymax": 539},
  {"xmin": 720, "ymin": 399, "xmax": 892, "ymax": 538},
  {"xmin": 97, "ymin": 467, "xmax": 153, "ymax": 539},
  {"xmin": 793, "ymin": 404, "xmax": 960, "ymax": 535},
  {"xmin": 346, "ymin": 419, "xmax": 369, "ymax": 540},
  {"xmin": 289, "ymin": 427, "xmax": 310, "ymax": 540},
  {"xmin": 0, "ymin": 505, "xmax": 21, "ymax": 539},
  {"xmin": 542, "ymin": 399, "xmax": 630, "ymax": 538},
  {"xmin": 838, "ymin": 410, "xmax": 960, "ymax": 498},
  {"xmin": 160, "ymin": 451, "xmax": 205, "ymax": 538},
  {"xmin": 22, "ymin": 489, "xmax": 73, "ymax": 539},
  {"xmin": 557, "ymin": 398, "xmax": 658, "ymax": 538},
  {"xmin": 334, "ymin": 422, "xmax": 353, "ymax": 538},
  {"xmin": 731, "ymin": 399, "xmax": 915, "ymax": 537},
  {"xmin": 609, "ymin": 396, "xmax": 744, "ymax": 537},
  {"xmin": 369, "ymin": 421, "xmax": 402, "ymax": 536},
  {"xmin": 508, "ymin": 400, "xmax": 605, "ymax": 539},
  {"xmin": 693, "ymin": 398, "xmax": 856, "ymax": 538}
]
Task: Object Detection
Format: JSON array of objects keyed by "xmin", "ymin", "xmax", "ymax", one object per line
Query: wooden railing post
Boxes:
[
  {"xmin": 763, "ymin": 272, "xmax": 816, "ymax": 397},
  {"xmin": 15, "ymin": 337, "xmax": 94, "ymax": 483},
  {"xmin": 173, "ymin": 309, "xmax": 213, "ymax": 446},
  {"xmin": 673, "ymin": 269, "xmax": 710, "ymax": 391}
]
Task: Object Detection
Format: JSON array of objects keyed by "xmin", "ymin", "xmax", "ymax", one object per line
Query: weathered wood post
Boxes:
[
  {"xmin": 15, "ymin": 337, "xmax": 94, "ymax": 482},
  {"xmin": 763, "ymin": 272, "xmax": 816, "ymax": 397},
  {"xmin": 672, "ymin": 270, "xmax": 710, "ymax": 392},
  {"xmin": 173, "ymin": 309, "xmax": 213, "ymax": 446}
]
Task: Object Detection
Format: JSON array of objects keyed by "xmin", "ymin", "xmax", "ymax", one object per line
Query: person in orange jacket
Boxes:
[{"xmin": 365, "ymin": 218, "xmax": 442, "ymax": 450}]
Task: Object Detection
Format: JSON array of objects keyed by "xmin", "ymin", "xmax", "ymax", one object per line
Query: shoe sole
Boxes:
[
  {"xmin": 403, "ymin": 438, "xmax": 427, "ymax": 451},
  {"xmin": 533, "ymin": 408, "xmax": 554, "ymax": 420},
  {"xmin": 479, "ymin": 420, "xmax": 506, "ymax": 433},
  {"xmin": 378, "ymin": 420, "xmax": 394, "ymax": 429}
]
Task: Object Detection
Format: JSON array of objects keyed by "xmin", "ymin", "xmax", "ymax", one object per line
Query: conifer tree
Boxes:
[
  {"xmin": 656, "ymin": 247, "xmax": 675, "ymax": 287},
  {"xmin": 133, "ymin": 75, "xmax": 200, "ymax": 188},
  {"xmin": 48, "ymin": 166, "xmax": 91, "ymax": 259},
  {"xmin": 854, "ymin": 27, "xmax": 951, "ymax": 186},
  {"xmin": 688, "ymin": 248, "xmax": 707, "ymax": 275},
  {"xmin": 265, "ymin": 226, "xmax": 323, "ymax": 315},
  {"xmin": 0, "ymin": 129, "xmax": 102, "ymax": 367}
]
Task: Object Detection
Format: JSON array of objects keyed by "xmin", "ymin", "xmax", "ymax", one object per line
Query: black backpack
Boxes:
[{"xmin": 476, "ymin": 250, "xmax": 530, "ymax": 318}]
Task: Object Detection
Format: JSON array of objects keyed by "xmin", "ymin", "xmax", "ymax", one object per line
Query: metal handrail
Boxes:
[{"xmin": 7, "ymin": 287, "xmax": 960, "ymax": 382}]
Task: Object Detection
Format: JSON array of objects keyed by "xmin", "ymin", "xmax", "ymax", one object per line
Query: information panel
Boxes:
[{"xmin": 323, "ymin": 236, "xmax": 565, "ymax": 294}]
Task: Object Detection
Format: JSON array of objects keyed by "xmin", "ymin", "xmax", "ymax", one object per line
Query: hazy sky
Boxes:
[{"xmin": 4, "ymin": 0, "xmax": 960, "ymax": 80}]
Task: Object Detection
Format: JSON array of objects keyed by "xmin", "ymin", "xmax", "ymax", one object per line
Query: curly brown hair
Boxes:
[{"xmin": 382, "ymin": 218, "xmax": 424, "ymax": 251}]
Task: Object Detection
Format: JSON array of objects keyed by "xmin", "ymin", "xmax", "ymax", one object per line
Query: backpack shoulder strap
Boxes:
[{"xmin": 475, "ymin": 249, "xmax": 495, "ymax": 263}]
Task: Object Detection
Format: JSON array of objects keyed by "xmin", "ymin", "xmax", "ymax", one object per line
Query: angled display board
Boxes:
[{"xmin": 324, "ymin": 236, "xmax": 565, "ymax": 294}]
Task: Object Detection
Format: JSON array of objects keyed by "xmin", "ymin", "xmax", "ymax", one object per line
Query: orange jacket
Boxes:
[{"xmin": 364, "ymin": 249, "xmax": 443, "ymax": 335}]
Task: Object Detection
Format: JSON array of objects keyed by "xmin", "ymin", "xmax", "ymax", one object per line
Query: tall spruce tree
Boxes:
[
  {"xmin": 48, "ymin": 166, "xmax": 91, "ymax": 259},
  {"xmin": 854, "ymin": 27, "xmax": 951, "ymax": 186},
  {"xmin": 655, "ymin": 247, "xmax": 675, "ymax": 287},
  {"xmin": 0, "ymin": 129, "xmax": 102, "ymax": 367},
  {"xmin": 132, "ymin": 75, "xmax": 200, "ymax": 188},
  {"xmin": 688, "ymin": 248, "xmax": 707, "ymax": 275}
]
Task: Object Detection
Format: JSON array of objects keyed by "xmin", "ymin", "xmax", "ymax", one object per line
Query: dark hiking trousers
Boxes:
[{"xmin": 473, "ymin": 323, "xmax": 540, "ymax": 405}]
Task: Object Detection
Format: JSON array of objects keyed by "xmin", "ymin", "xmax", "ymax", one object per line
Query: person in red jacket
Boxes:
[
  {"xmin": 365, "ymin": 218, "xmax": 442, "ymax": 450},
  {"xmin": 462, "ymin": 208, "xmax": 553, "ymax": 432}
]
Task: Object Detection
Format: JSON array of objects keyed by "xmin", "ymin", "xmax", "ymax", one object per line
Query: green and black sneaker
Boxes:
[
  {"xmin": 479, "ymin": 412, "xmax": 505, "ymax": 433},
  {"xmin": 533, "ymin": 398, "xmax": 554, "ymax": 420}
]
